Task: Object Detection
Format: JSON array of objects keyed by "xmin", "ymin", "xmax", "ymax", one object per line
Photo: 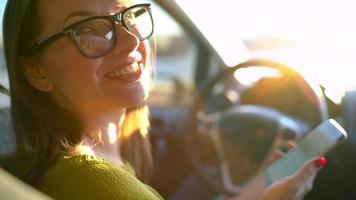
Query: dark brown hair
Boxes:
[{"xmin": 2, "ymin": 0, "xmax": 152, "ymax": 185}]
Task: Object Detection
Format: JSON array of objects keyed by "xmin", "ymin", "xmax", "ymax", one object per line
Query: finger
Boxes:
[
  {"xmin": 286, "ymin": 140, "xmax": 297, "ymax": 150},
  {"xmin": 291, "ymin": 156, "xmax": 327, "ymax": 184},
  {"xmin": 281, "ymin": 157, "xmax": 327, "ymax": 200},
  {"xmin": 267, "ymin": 149, "xmax": 284, "ymax": 165},
  {"xmin": 273, "ymin": 150, "xmax": 284, "ymax": 161},
  {"xmin": 279, "ymin": 140, "xmax": 297, "ymax": 153}
]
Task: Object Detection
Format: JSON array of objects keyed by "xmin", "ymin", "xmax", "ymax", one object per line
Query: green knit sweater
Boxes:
[{"xmin": 38, "ymin": 154, "xmax": 164, "ymax": 200}]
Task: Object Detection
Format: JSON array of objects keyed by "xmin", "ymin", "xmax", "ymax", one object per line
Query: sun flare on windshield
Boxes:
[{"xmin": 175, "ymin": 0, "xmax": 356, "ymax": 103}]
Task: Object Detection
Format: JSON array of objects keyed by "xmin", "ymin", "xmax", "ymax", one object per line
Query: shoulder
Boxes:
[{"xmin": 39, "ymin": 155, "xmax": 163, "ymax": 200}]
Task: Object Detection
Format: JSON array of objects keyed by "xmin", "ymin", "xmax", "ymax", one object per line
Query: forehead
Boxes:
[
  {"xmin": 38, "ymin": 0, "xmax": 129, "ymax": 14},
  {"xmin": 37, "ymin": 0, "xmax": 131, "ymax": 31}
]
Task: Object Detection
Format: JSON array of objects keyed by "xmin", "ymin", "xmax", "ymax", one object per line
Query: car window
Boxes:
[
  {"xmin": 146, "ymin": 1, "xmax": 197, "ymax": 107},
  {"xmin": 0, "ymin": 1, "xmax": 9, "ymax": 109}
]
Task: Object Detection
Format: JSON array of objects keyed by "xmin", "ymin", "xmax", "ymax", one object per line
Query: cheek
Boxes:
[
  {"xmin": 41, "ymin": 51, "xmax": 103, "ymax": 110},
  {"xmin": 39, "ymin": 39, "xmax": 152, "ymax": 113},
  {"xmin": 139, "ymin": 40, "xmax": 151, "ymax": 67},
  {"xmin": 53, "ymin": 71, "xmax": 97, "ymax": 104},
  {"xmin": 41, "ymin": 39, "xmax": 100, "ymax": 85}
]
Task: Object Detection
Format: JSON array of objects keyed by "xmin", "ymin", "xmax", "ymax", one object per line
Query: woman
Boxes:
[{"xmin": 1, "ymin": 0, "xmax": 326, "ymax": 199}]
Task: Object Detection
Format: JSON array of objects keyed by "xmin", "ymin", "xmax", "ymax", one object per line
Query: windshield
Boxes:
[{"xmin": 175, "ymin": 0, "xmax": 356, "ymax": 99}]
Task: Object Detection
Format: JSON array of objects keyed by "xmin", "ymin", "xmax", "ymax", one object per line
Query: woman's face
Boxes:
[{"xmin": 33, "ymin": 0, "xmax": 151, "ymax": 118}]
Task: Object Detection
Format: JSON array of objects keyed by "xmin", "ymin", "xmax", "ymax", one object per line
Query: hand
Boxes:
[
  {"xmin": 268, "ymin": 140, "xmax": 297, "ymax": 164},
  {"xmin": 259, "ymin": 157, "xmax": 327, "ymax": 200},
  {"xmin": 224, "ymin": 157, "xmax": 326, "ymax": 200}
]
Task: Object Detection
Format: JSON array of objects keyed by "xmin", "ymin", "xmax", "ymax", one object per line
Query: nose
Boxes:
[{"xmin": 110, "ymin": 23, "xmax": 140, "ymax": 55}]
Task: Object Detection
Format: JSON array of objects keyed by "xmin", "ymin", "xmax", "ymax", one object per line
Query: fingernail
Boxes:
[
  {"xmin": 314, "ymin": 157, "xmax": 327, "ymax": 168},
  {"xmin": 287, "ymin": 141, "xmax": 296, "ymax": 149},
  {"xmin": 274, "ymin": 152, "xmax": 282, "ymax": 160}
]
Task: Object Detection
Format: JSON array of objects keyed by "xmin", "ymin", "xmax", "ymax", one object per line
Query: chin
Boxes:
[
  {"xmin": 123, "ymin": 91, "xmax": 149, "ymax": 109},
  {"xmin": 106, "ymin": 72, "xmax": 150, "ymax": 109},
  {"xmin": 132, "ymin": 80, "xmax": 150, "ymax": 105}
]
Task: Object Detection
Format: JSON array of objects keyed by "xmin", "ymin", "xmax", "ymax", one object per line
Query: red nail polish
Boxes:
[
  {"xmin": 274, "ymin": 152, "xmax": 282, "ymax": 160},
  {"xmin": 314, "ymin": 157, "xmax": 327, "ymax": 168}
]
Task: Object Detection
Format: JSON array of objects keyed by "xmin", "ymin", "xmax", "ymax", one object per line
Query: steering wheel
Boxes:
[{"xmin": 183, "ymin": 58, "xmax": 328, "ymax": 195}]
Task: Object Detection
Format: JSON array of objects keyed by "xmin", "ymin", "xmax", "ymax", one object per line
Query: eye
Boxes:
[
  {"xmin": 74, "ymin": 19, "xmax": 112, "ymax": 37},
  {"xmin": 76, "ymin": 26, "xmax": 94, "ymax": 35},
  {"xmin": 124, "ymin": 11, "xmax": 136, "ymax": 25}
]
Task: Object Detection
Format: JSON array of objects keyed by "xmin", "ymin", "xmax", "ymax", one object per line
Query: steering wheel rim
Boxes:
[{"xmin": 184, "ymin": 58, "xmax": 328, "ymax": 195}]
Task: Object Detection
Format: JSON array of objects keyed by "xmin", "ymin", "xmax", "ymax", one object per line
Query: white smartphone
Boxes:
[{"xmin": 265, "ymin": 119, "xmax": 348, "ymax": 184}]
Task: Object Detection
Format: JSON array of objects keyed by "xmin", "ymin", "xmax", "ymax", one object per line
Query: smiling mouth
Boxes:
[{"xmin": 105, "ymin": 62, "xmax": 144, "ymax": 82}]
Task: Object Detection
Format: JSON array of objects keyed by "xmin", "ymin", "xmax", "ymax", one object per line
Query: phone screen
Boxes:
[{"xmin": 265, "ymin": 119, "xmax": 347, "ymax": 184}]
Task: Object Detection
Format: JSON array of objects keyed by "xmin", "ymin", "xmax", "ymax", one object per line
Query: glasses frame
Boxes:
[{"xmin": 23, "ymin": 3, "xmax": 153, "ymax": 59}]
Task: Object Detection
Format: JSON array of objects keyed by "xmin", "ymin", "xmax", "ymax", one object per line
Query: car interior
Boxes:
[{"xmin": 1, "ymin": 0, "xmax": 356, "ymax": 199}]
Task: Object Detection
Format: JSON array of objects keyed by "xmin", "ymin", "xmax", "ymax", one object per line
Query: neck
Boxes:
[{"xmin": 80, "ymin": 109, "xmax": 126, "ymax": 166}]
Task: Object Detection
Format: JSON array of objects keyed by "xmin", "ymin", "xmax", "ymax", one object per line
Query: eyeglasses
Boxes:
[{"xmin": 23, "ymin": 3, "xmax": 154, "ymax": 59}]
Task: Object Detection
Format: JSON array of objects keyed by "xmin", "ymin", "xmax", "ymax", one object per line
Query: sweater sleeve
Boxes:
[{"xmin": 39, "ymin": 163, "xmax": 164, "ymax": 200}]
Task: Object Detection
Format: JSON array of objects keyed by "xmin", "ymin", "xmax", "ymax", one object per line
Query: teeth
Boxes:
[
  {"xmin": 132, "ymin": 64, "xmax": 139, "ymax": 71},
  {"xmin": 106, "ymin": 62, "xmax": 141, "ymax": 78}
]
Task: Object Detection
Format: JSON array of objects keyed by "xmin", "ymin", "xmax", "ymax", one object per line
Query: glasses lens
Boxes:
[
  {"xmin": 123, "ymin": 6, "xmax": 153, "ymax": 40},
  {"xmin": 73, "ymin": 18, "xmax": 114, "ymax": 57}
]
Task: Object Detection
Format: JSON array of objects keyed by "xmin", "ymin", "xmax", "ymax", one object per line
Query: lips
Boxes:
[{"xmin": 104, "ymin": 61, "xmax": 144, "ymax": 82}]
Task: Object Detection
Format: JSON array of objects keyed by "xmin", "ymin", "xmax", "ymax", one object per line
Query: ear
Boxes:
[{"xmin": 21, "ymin": 58, "xmax": 53, "ymax": 92}]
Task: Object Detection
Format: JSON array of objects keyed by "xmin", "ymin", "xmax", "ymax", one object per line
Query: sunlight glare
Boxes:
[
  {"xmin": 253, "ymin": 38, "xmax": 356, "ymax": 92},
  {"xmin": 234, "ymin": 67, "xmax": 281, "ymax": 85},
  {"xmin": 324, "ymin": 87, "xmax": 346, "ymax": 105},
  {"xmin": 175, "ymin": 0, "xmax": 356, "ymax": 71},
  {"xmin": 107, "ymin": 123, "xmax": 118, "ymax": 144}
]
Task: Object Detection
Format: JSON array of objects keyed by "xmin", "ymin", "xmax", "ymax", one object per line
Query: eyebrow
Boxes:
[
  {"xmin": 64, "ymin": 10, "xmax": 96, "ymax": 24},
  {"xmin": 117, "ymin": 0, "xmax": 129, "ymax": 6},
  {"xmin": 115, "ymin": 0, "xmax": 131, "ymax": 10}
]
